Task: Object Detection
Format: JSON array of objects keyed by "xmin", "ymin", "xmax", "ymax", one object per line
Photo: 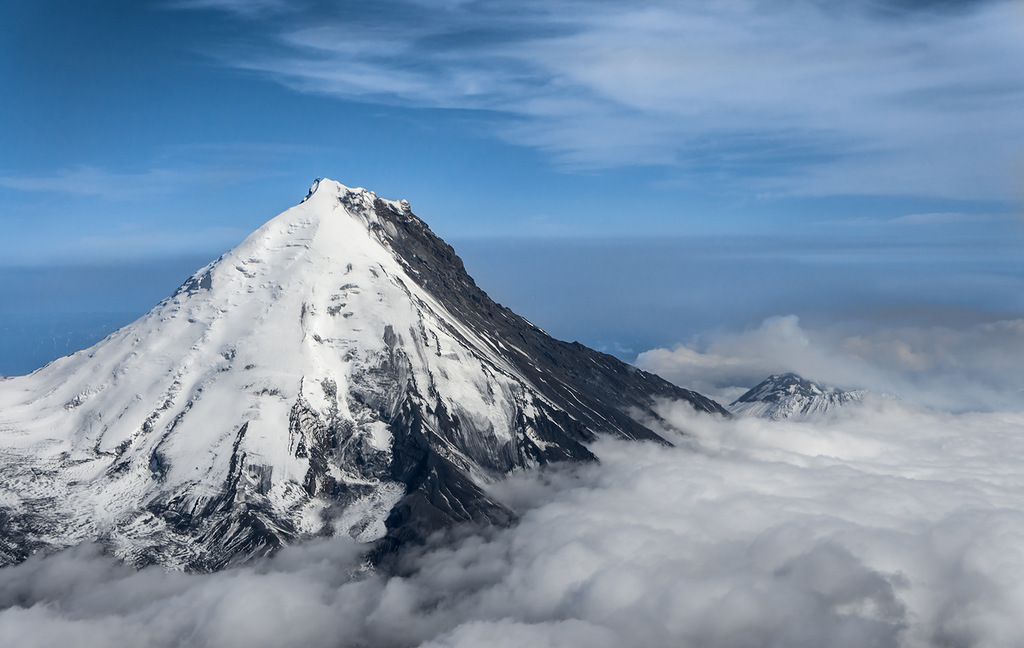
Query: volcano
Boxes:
[
  {"xmin": 0, "ymin": 179, "xmax": 727, "ymax": 570},
  {"xmin": 730, "ymin": 372, "xmax": 865, "ymax": 420}
]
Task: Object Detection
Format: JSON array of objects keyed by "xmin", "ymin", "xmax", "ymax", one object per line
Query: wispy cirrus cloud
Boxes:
[
  {"xmin": 161, "ymin": 0, "xmax": 293, "ymax": 18},
  {"xmin": 0, "ymin": 160, "xmax": 286, "ymax": 264},
  {"xmin": 175, "ymin": 0, "xmax": 1024, "ymax": 201},
  {"xmin": 890, "ymin": 211, "xmax": 987, "ymax": 225},
  {"xmin": 0, "ymin": 167, "xmax": 191, "ymax": 201}
]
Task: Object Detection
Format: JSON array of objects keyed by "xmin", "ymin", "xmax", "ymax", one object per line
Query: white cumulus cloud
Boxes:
[{"xmin": 637, "ymin": 314, "xmax": 1024, "ymax": 411}]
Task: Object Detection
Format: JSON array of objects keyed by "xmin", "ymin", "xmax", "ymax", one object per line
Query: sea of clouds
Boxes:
[{"xmin": 2, "ymin": 315, "xmax": 1024, "ymax": 647}]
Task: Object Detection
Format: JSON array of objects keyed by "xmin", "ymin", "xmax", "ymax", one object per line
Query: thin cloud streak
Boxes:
[
  {"xmin": 0, "ymin": 167, "xmax": 191, "ymax": 201},
  {"xmin": 162, "ymin": 0, "xmax": 293, "ymax": 18},
  {"xmin": 187, "ymin": 0, "xmax": 1024, "ymax": 200}
]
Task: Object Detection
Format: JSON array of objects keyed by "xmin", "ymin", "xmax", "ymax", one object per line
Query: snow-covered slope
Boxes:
[
  {"xmin": 0, "ymin": 179, "xmax": 726, "ymax": 570},
  {"xmin": 729, "ymin": 373, "xmax": 865, "ymax": 420}
]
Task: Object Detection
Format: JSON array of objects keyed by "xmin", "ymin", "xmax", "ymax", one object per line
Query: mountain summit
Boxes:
[
  {"xmin": 729, "ymin": 372, "xmax": 864, "ymax": 420},
  {"xmin": 0, "ymin": 179, "xmax": 726, "ymax": 570}
]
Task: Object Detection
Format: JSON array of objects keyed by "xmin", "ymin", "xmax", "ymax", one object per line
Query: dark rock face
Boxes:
[
  {"xmin": 353, "ymin": 197, "xmax": 729, "ymax": 551},
  {"xmin": 369, "ymin": 196, "xmax": 727, "ymax": 425}
]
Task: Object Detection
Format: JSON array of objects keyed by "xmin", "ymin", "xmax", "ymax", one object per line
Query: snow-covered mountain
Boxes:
[
  {"xmin": 729, "ymin": 373, "xmax": 864, "ymax": 420},
  {"xmin": 0, "ymin": 179, "xmax": 727, "ymax": 570}
]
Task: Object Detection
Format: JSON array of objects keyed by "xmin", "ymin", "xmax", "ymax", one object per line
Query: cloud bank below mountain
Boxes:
[{"xmin": 3, "ymin": 383, "xmax": 1024, "ymax": 646}]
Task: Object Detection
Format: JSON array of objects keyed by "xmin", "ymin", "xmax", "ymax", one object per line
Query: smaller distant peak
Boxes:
[{"xmin": 730, "ymin": 371, "xmax": 866, "ymax": 420}]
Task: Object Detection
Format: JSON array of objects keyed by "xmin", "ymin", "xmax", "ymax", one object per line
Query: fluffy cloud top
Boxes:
[
  {"xmin": 637, "ymin": 314, "xmax": 1024, "ymax": 411},
  {"xmin": 4, "ymin": 394, "xmax": 1024, "ymax": 646}
]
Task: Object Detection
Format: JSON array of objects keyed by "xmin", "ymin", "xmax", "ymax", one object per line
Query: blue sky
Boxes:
[{"xmin": 2, "ymin": 0, "xmax": 1023, "ymax": 375}]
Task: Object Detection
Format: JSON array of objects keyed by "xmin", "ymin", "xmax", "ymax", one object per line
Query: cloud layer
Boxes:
[
  {"xmin": 4, "ymin": 393, "xmax": 1024, "ymax": 646},
  {"xmin": 180, "ymin": 0, "xmax": 1024, "ymax": 200}
]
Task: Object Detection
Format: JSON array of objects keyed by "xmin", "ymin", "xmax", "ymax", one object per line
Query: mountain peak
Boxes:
[
  {"xmin": 303, "ymin": 177, "xmax": 366, "ymax": 200},
  {"xmin": 730, "ymin": 372, "xmax": 865, "ymax": 420},
  {"xmin": 301, "ymin": 177, "xmax": 410, "ymax": 223},
  {"xmin": 204, "ymin": 178, "xmax": 426, "ymax": 298},
  {"xmin": 0, "ymin": 180, "xmax": 727, "ymax": 571}
]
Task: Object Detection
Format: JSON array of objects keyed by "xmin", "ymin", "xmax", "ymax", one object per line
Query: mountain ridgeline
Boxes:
[{"xmin": 0, "ymin": 180, "xmax": 727, "ymax": 570}]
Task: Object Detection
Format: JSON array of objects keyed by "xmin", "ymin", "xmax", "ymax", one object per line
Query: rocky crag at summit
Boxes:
[{"xmin": 0, "ymin": 179, "xmax": 727, "ymax": 571}]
